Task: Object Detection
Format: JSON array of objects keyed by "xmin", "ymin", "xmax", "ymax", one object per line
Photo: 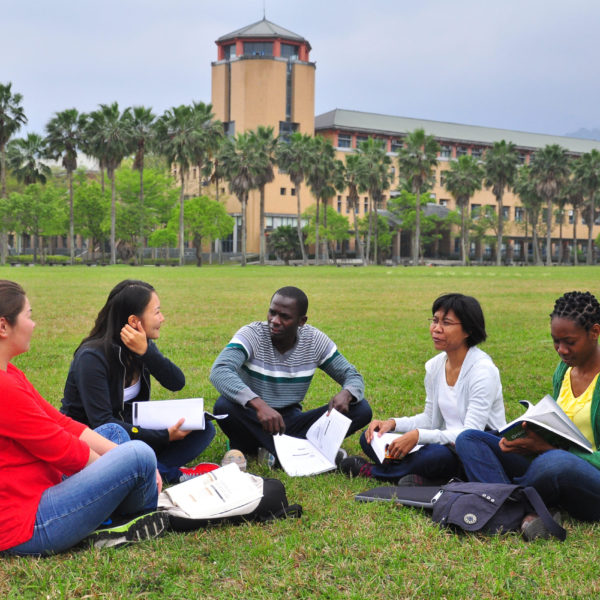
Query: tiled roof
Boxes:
[
  {"xmin": 315, "ymin": 108, "xmax": 600, "ymax": 154},
  {"xmin": 217, "ymin": 18, "xmax": 309, "ymax": 47}
]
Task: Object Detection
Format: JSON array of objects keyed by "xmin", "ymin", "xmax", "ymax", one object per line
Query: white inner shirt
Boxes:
[
  {"xmin": 123, "ymin": 379, "xmax": 141, "ymax": 403},
  {"xmin": 437, "ymin": 365, "xmax": 463, "ymax": 430}
]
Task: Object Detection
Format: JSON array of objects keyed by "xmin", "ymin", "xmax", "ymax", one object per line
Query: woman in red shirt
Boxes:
[{"xmin": 0, "ymin": 280, "xmax": 167, "ymax": 555}]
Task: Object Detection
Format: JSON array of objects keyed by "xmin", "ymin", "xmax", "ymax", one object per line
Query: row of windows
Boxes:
[
  {"xmin": 468, "ymin": 203, "xmax": 598, "ymax": 225},
  {"xmin": 335, "ymin": 196, "xmax": 385, "ymax": 214},
  {"xmin": 222, "ymin": 42, "xmax": 300, "ymax": 60},
  {"xmin": 280, "ymin": 187, "xmax": 297, "ymax": 196}
]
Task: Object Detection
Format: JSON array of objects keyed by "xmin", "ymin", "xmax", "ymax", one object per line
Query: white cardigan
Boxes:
[{"xmin": 392, "ymin": 346, "xmax": 506, "ymax": 445}]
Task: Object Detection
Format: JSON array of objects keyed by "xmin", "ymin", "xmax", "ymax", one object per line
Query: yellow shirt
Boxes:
[{"xmin": 557, "ymin": 367, "xmax": 598, "ymax": 445}]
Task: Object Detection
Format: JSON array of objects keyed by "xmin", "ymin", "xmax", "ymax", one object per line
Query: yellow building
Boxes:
[{"xmin": 186, "ymin": 18, "xmax": 600, "ymax": 262}]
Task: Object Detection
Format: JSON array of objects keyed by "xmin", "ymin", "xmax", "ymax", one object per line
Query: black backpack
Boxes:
[{"xmin": 431, "ymin": 481, "xmax": 566, "ymax": 540}]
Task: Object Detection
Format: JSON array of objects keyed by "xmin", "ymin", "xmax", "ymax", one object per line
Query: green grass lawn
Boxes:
[{"xmin": 1, "ymin": 264, "xmax": 599, "ymax": 599}]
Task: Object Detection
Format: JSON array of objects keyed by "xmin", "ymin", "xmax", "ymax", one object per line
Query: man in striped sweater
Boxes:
[{"xmin": 210, "ymin": 286, "xmax": 372, "ymax": 457}]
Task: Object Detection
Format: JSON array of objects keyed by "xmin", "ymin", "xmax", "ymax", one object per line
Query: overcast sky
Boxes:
[{"xmin": 4, "ymin": 0, "xmax": 599, "ymax": 138}]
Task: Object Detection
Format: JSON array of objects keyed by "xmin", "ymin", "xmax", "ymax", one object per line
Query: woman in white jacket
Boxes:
[{"xmin": 340, "ymin": 293, "xmax": 505, "ymax": 484}]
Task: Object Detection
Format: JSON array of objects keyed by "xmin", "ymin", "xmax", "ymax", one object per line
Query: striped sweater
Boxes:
[{"xmin": 209, "ymin": 321, "xmax": 365, "ymax": 409}]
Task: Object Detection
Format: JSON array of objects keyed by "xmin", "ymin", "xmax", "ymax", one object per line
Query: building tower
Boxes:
[{"xmin": 211, "ymin": 18, "xmax": 316, "ymax": 254}]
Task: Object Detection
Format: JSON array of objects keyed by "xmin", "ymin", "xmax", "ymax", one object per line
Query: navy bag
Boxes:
[{"xmin": 431, "ymin": 481, "xmax": 566, "ymax": 540}]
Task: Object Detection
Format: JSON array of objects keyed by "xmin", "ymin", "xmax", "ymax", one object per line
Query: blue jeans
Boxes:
[
  {"xmin": 359, "ymin": 431, "xmax": 461, "ymax": 482},
  {"xmin": 213, "ymin": 396, "xmax": 372, "ymax": 456},
  {"xmin": 6, "ymin": 425, "xmax": 159, "ymax": 556},
  {"xmin": 455, "ymin": 429, "xmax": 600, "ymax": 521}
]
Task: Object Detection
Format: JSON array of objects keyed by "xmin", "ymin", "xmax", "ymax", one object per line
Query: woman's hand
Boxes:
[
  {"xmin": 156, "ymin": 469, "xmax": 163, "ymax": 494},
  {"xmin": 499, "ymin": 423, "xmax": 555, "ymax": 455},
  {"xmin": 365, "ymin": 418, "xmax": 396, "ymax": 443},
  {"xmin": 168, "ymin": 417, "xmax": 192, "ymax": 441},
  {"xmin": 120, "ymin": 321, "xmax": 148, "ymax": 355},
  {"xmin": 386, "ymin": 429, "xmax": 420, "ymax": 460}
]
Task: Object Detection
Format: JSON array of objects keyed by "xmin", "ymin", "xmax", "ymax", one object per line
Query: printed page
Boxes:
[
  {"xmin": 133, "ymin": 398, "xmax": 206, "ymax": 430},
  {"xmin": 305, "ymin": 408, "xmax": 352, "ymax": 464},
  {"xmin": 370, "ymin": 432, "xmax": 422, "ymax": 463},
  {"xmin": 274, "ymin": 434, "xmax": 336, "ymax": 476},
  {"xmin": 164, "ymin": 463, "xmax": 263, "ymax": 519}
]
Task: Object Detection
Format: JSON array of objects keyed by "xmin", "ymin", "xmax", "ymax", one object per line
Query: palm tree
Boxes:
[
  {"xmin": 443, "ymin": 155, "xmax": 484, "ymax": 266},
  {"xmin": 274, "ymin": 132, "xmax": 314, "ymax": 265},
  {"xmin": 45, "ymin": 108, "xmax": 86, "ymax": 264},
  {"xmin": 190, "ymin": 101, "xmax": 223, "ymax": 196},
  {"xmin": 0, "ymin": 82, "xmax": 27, "ymax": 263},
  {"xmin": 218, "ymin": 132, "xmax": 260, "ymax": 266},
  {"xmin": 343, "ymin": 153, "xmax": 366, "ymax": 265},
  {"xmin": 86, "ymin": 102, "xmax": 132, "ymax": 265},
  {"xmin": 530, "ymin": 144, "xmax": 570, "ymax": 266},
  {"xmin": 397, "ymin": 129, "xmax": 439, "ymax": 265},
  {"xmin": 357, "ymin": 138, "xmax": 391, "ymax": 265},
  {"xmin": 573, "ymin": 149, "xmax": 600, "ymax": 265},
  {"xmin": 155, "ymin": 104, "xmax": 203, "ymax": 266},
  {"xmin": 7, "ymin": 133, "xmax": 51, "ymax": 185},
  {"xmin": 128, "ymin": 106, "xmax": 156, "ymax": 264},
  {"xmin": 250, "ymin": 126, "xmax": 277, "ymax": 265},
  {"xmin": 483, "ymin": 140, "xmax": 519, "ymax": 265},
  {"xmin": 561, "ymin": 173, "xmax": 586, "ymax": 265},
  {"xmin": 306, "ymin": 136, "xmax": 339, "ymax": 265},
  {"xmin": 515, "ymin": 165, "xmax": 543, "ymax": 266}
]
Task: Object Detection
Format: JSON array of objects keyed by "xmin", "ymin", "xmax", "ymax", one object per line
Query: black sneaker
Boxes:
[
  {"xmin": 521, "ymin": 511, "xmax": 562, "ymax": 542},
  {"xmin": 86, "ymin": 511, "xmax": 169, "ymax": 549},
  {"xmin": 396, "ymin": 474, "xmax": 447, "ymax": 487},
  {"xmin": 339, "ymin": 455, "xmax": 370, "ymax": 477},
  {"xmin": 335, "ymin": 448, "xmax": 348, "ymax": 467}
]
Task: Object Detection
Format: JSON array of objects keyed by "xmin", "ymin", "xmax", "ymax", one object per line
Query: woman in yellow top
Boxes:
[{"xmin": 456, "ymin": 291, "xmax": 600, "ymax": 539}]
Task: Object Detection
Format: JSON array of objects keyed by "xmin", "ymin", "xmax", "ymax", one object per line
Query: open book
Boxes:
[
  {"xmin": 273, "ymin": 408, "xmax": 351, "ymax": 477},
  {"xmin": 499, "ymin": 394, "xmax": 593, "ymax": 453},
  {"xmin": 158, "ymin": 463, "xmax": 263, "ymax": 519},
  {"xmin": 370, "ymin": 432, "xmax": 422, "ymax": 463},
  {"xmin": 132, "ymin": 397, "xmax": 226, "ymax": 431}
]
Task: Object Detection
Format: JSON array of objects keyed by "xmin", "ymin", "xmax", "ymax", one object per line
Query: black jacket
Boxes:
[{"xmin": 60, "ymin": 340, "xmax": 185, "ymax": 453}]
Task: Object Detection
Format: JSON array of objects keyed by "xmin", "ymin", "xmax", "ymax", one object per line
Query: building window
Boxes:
[
  {"xmin": 390, "ymin": 166, "xmax": 396, "ymax": 181},
  {"xmin": 391, "ymin": 139, "xmax": 403, "ymax": 152},
  {"xmin": 471, "ymin": 148, "xmax": 483, "ymax": 159},
  {"xmin": 364, "ymin": 197, "xmax": 368, "ymax": 213},
  {"xmin": 280, "ymin": 188, "xmax": 286, "ymax": 195},
  {"xmin": 439, "ymin": 199, "xmax": 448, "ymax": 207},
  {"xmin": 223, "ymin": 44, "xmax": 235, "ymax": 60},
  {"xmin": 440, "ymin": 145, "xmax": 452, "ymax": 159},
  {"xmin": 568, "ymin": 209, "xmax": 574, "ymax": 225},
  {"xmin": 338, "ymin": 133, "xmax": 351, "ymax": 148},
  {"xmin": 519, "ymin": 152, "xmax": 527, "ymax": 165},
  {"xmin": 281, "ymin": 43, "xmax": 298, "ymax": 59},
  {"xmin": 192, "ymin": 168, "xmax": 197, "ymax": 179},
  {"xmin": 291, "ymin": 188, "xmax": 296, "ymax": 196},
  {"xmin": 502, "ymin": 206, "xmax": 510, "ymax": 221},
  {"xmin": 278, "ymin": 121, "xmax": 298, "ymax": 142},
  {"xmin": 337, "ymin": 196, "xmax": 342, "ymax": 213},
  {"xmin": 346, "ymin": 196, "xmax": 351, "ymax": 213},
  {"xmin": 471, "ymin": 204, "xmax": 481, "ymax": 218},
  {"xmin": 457, "ymin": 146, "xmax": 468, "ymax": 157},
  {"xmin": 243, "ymin": 42, "xmax": 273, "ymax": 56},
  {"xmin": 224, "ymin": 121, "xmax": 235, "ymax": 138},
  {"xmin": 355, "ymin": 135, "xmax": 368, "ymax": 148},
  {"xmin": 515, "ymin": 207, "xmax": 524, "ymax": 223},
  {"xmin": 440, "ymin": 171, "xmax": 447, "ymax": 186}
]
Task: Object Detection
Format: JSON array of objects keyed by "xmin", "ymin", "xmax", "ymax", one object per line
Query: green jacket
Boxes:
[{"xmin": 552, "ymin": 361, "xmax": 600, "ymax": 470}]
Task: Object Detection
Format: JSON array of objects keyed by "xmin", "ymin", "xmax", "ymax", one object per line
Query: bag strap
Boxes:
[{"xmin": 522, "ymin": 487, "xmax": 566, "ymax": 541}]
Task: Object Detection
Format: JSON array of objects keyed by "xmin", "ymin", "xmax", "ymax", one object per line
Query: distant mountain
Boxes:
[{"xmin": 565, "ymin": 127, "xmax": 600, "ymax": 141}]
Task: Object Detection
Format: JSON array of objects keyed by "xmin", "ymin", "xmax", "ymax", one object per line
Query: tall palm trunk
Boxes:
[
  {"xmin": 68, "ymin": 170, "xmax": 75, "ymax": 265},
  {"xmin": 353, "ymin": 203, "xmax": 365, "ymax": 265},
  {"xmin": 573, "ymin": 208, "xmax": 579, "ymax": 266},
  {"xmin": 532, "ymin": 216, "xmax": 543, "ymax": 265},
  {"xmin": 412, "ymin": 187, "xmax": 421, "ymax": 266},
  {"xmin": 0, "ymin": 142, "xmax": 7, "ymax": 264},
  {"xmin": 373, "ymin": 193, "xmax": 379, "ymax": 265},
  {"xmin": 365, "ymin": 198, "xmax": 373, "ymax": 265},
  {"xmin": 259, "ymin": 185, "xmax": 266, "ymax": 265},
  {"xmin": 545, "ymin": 196, "xmax": 553, "ymax": 266},
  {"xmin": 138, "ymin": 163, "xmax": 145, "ymax": 265},
  {"xmin": 495, "ymin": 192, "xmax": 503, "ymax": 266},
  {"xmin": 178, "ymin": 172, "xmax": 185, "ymax": 266},
  {"xmin": 460, "ymin": 198, "xmax": 468, "ymax": 266},
  {"xmin": 558, "ymin": 217, "xmax": 564, "ymax": 264},
  {"xmin": 110, "ymin": 170, "xmax": 117, "ymax": 265},
  {"xmin": 314, "ymin": 198, "xmax": 320, "ymax": 266},
  {"xmin": 322, "ymin": 198, "xmax": 330, "ymax": 263},
  {"xmin": 241, "ymin": 193, "xmax": 247, "ymax": 267},
  {"xmin": 296, "ymin": 181, "xmax": 307, "ymax": 265},
  {"xmin": 587, "ymin": 194, "xmax": 595, "ymax": 264}
]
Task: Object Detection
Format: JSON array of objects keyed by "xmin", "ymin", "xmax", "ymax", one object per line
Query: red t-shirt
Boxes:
[{"xmin": 0, "ymin": 364, "xmax": 89, "ymax": 551}]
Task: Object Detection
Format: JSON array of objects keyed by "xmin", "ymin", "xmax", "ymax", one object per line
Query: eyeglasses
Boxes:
[{"xmin": 428, "ymin": 317, "xmax": 462, "ymax": 328}]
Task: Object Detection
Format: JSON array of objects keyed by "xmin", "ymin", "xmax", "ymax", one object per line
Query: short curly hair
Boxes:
[{"xmin": 550, "ymin": 291, "xmax": 600, "ymax": 331}]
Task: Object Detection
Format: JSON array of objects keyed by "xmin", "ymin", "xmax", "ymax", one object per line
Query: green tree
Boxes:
[
  {"xmin": 302, "ymin": 203, "xmax": 350, "ymax": 261},
  {"xmin": 45, "ymin": 108, "xmax": 86, "ymax": 264},
  {"xmin": 573, "ymin": 149, "xmax": 600, "ymax": 264},
  {"xmin": 515, "ymin": 165, "xmax": 544, "ymax": 265},
  {"xmin": 7, "ymin": 133, "xmax": 51, "ymax": 185},
  {"xmin": 306, "ymin": 136, "xmax": 342, "ymax": 264},
  {"xmin": 444, "ymin": 155, "xmax": 484, "ymax": 265},
  {"xmin": 268, "ymin": 225, "xmax": 301, "ymax": 265},
  {"xmin": 86, "ymin": 102, "xmax": 132, "ymax": 264},
  {"xmin": 182, "ymin": 195, "xmax": 234, "ymax": 266},
  {"xmin": 218, "ymin": 132, "xmax": 260, "ymax": 266},
  {"xmin": 358, "ymin": 213, "xmax": 393, "ymax": 262},
  {"xmin": 342, "ymin": 153, "xmax": 366, "ymax": 264},
  {"xmin": 483, "ymin": 140, "xmax": 519, "ymax": 265},
  {"xmin": 74, "ymin": 177, "xmax": 109, "ymax": 262},
  {"xmin": 566, "ymin": 158, "xmax": 589, "ymax": 265},
  {"xmin": 357, "ymin": 138, "xmax": 391, "ymax": 265},
  {"xmin": 274, "ymin": 132, "xmax": 314, "ymax": 264},
  {"xmin": 127, "ymin": 106, "xmax": 156, "ymax": 263},
  {"xmin": 148, "ymin": 226, "xmax": 177, "ymax": 262},
  {"xmin": 530, "ymin": 144, "xmax": 570, "ymax": 266},
  {"xmin": 397, "ymin": 128, "xmax": 439, "ymax": 265}
]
